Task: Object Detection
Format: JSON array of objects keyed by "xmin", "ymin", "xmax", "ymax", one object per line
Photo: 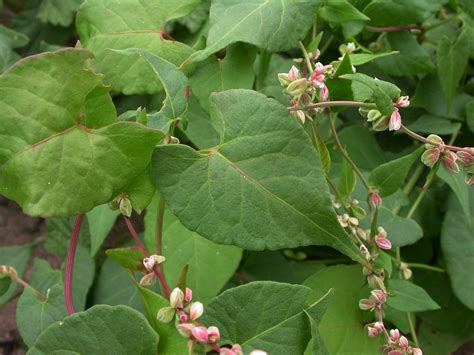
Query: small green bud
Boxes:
[
  {"xmin": 366, "ymin": 110, "xmax": 382, "ymax": 122},
  {"xmin": 425, "ymin": 134, "xmax": 444, "ymax": 149},
  {"xmin": 157, "ymin": 306, "xmax": 175, "ymax": 323},
  {"xmin": 119, "ymin": 196, "xmax": 132, "ymax": 217}
]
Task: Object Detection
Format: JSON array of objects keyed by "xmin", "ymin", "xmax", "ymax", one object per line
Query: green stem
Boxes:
[
  {"xmin": 156, "ymin": 198, "xmax": 165, "ymax": 256},
  {"xmin": 407, "ymin": 263, "xmax": 445, "ymax": 273},
  {"xmin": 288, "ymin": 100, "xmax": 375, "ymax": 112},
  {"xmin": 298, "ymin": 41, "xmax": 313, "ymax": 73},
  {"xmin": 256, "ymin": 50, "xmax": 271, "ymax": 91},
  {"xmin": 407, "ymin": 313, "xmax": 420, "ymax": 348}
]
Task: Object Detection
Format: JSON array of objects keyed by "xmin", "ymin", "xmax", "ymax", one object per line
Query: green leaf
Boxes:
[
  {"xmin": 349, "ymin": 51, "xmax": 398, "ymax": 66},
  {"xmin": 363, "ymin": 0, "xmax": 446, "ymax": 27},
  {"xmin": 202, "ymin": 281, "xmax": 332, "ymax": 353},
  {"xmin": 137, "ymin": 287, "xmax": 188, "ymax": 354},
  {"xmin": 304, "ymin": 265, "xmax": 380, "ymax": 354},
  {"xmin": 0, "ymin": 243, "xmax": 34, "ymax": 307},
  {"xmin": 76, "ymin": 0, "xmax": 197, "ymax": 94},
  {"xmin": 44, "ymin": 217, "xmax": 91, "ymax": 257},
  {"xmin": 87, "ymin": 204, "xmax": 120, "ymax": 257},
  {"xmin": 318, "ymin": 0, "xmax": 370, "ymax": 24},
  {"xmin": 437, "ymin": 168, "xmax": 470, "ymax": 219},
  {"xmin": 406, "ymin": 114, "xmax": 462, "ymax": 135},
  {"xmin": 326, "ymin": 54, "xmax": 354, "ymax": 106},
  {"xmin": 122, "ymin": 167, "xmax": 156, "ymax": 214},
  {"xmin": 387, "ymin": 279, "xmax": 440, "ymax": 312},
  {"xmin": 187, "ymin": 0, "xmax": 319, "ymax": 63},
  {"xmin": 145, "ymin": 202, "xmax": 243, "ymax": 302},
  {"xmin": 114, "ymin": 48, "xmax": 189, "ymax": 129},
  {"xmin": 0, "ymin": 24, "xmax": 29, "ymax": 72},
  {"xmin": 340, "ymin": 73, "xmax": 400, "ymax": 115},
  {"xmin": 0, "ymin": 49, "xmax": 163, "ymax": 217},
  {"xmin": 152, "ymin": 90, "xmax": 363, "ymax": 261},
  {"xmin": 369, "ymin": 147, "xmax": 423, "ymax": 197},
  {"xmin": 28, "ymin": 305, "xmax": 159, "ymax": 354},
  {"xmin": 377, "ymin": 208, "xmax": 423, "ymax": 247},
  {"xmin": 374, "ymin": 32, "xmax": 434, "ymax": 76},
  {"xmin": 304, "ymin": 289, "xmax": 334, "ymax": 355},
  {"xmin": 190, "ymin": 43, "xmax": 256, "ymax": 111},
  {"xmin": 441, "ymin": 190, "xmax": 474, "ymax": 310},
  {"xmin": 37, "ymin": 0, "xmax": 82, "ymax": 27},
  {"xmin": 338, "ymin": 158, "xmax": 356, "ymax": 198},
  {"xmin": 106, "ymin": 247, "xmax": 147, "ymax": 271},
  {"xmin": 436, "ymin": 27, "xmax": 471, "ymax": 107},
  {"xmin": 465, "ymin": 100, "xmax": 474, "ymax": 133},
  {"xmin": 0, "ymin": 276, "xmax": 11, "ymax": 296}
]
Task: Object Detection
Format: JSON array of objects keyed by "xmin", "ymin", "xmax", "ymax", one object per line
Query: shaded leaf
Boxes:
[
  {"xmin": 387, "ymin": 279, "xmax": 440, "ymax": 312},
  {"xmin": 106, "ymin": 247, "xmax": 146, "ymax": 271},
  {"xmin": 86, "ymin": 204, "xmax": 120, "ymax": 257}
]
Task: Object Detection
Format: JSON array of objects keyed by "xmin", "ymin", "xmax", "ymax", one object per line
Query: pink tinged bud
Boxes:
[
  {"xmin": 286, "ymin": 78, "xmax": 309, "ymax": 97},
  {"xmin": 170, "ymin": 287, "xmax": 184, "ymax": 309},
  {"xmin": 370, "ymin": 289, "xmax": 387, "ymax": 304},
  {"xmin": 293, "ymin": 109, "xmax": 306, "ymax": 124},
  {"xmin": 389, "ymin": 108, "xmax": 402, "ymax": 131},
  {"xmin": 466, "ymin": 174, "xmax": 474, "ymax": 186},
  {"xmin": 176, "ymin": 323, "xmax": 194, "ymax": 338},
  {"xmin": 368, "ymin": 275, "xmax": 386, "ymax": 292},
  {"xmin": 156, "ymin": 306, "xmax": 175, "ymax": 323},
  {"xmin": 277, "ymin": 73, "xmax": 291, "ymax": 86},
  {"xmin": 288, "ymin": 65, "xmax": 300, "ymax": 81},
  {"xmin": 359, "ymin": 298, "xmax": 376, "ymax": 310},
  {"xmin": 390, "ymin": 329, "xmax": 400, "ymax": 342},
  {"xmin": 388, "ymin": 351, "xmax": 403, "ymax": 355},
  {"xmin": 425, "ymin": 134, "xmax": 444, "ymax": 149},
  {"xmin": 250, "ymin": 351, "xmax": 268, "ymax": 355},
  {"xmin": 189, "ymin": 302, "xmax": 204, "ymax": 321},
  {"xmin": 191, "ymin": 326, "xmax": 209, "ymax": 343},
  {"xmin": 442, "ymin": 151, "xmax": 460, "ymax": 174},
  {"xmin": 143, "ymin": 255, "xmax": 166, "ymax": 272},
  {"xmin": 375, "ymin": 237, "xmax": 392, "ymax": 250},
  {"xmin": 311, "ymin": 63, "xmax": 326, "ymax": 87},
  {"xmin": 399, "ymin": 336, "xmax": 409, "ymax": 348},
  {"xmin": 360, "ymin": 245, "xmax": 371, "ymax": 261},
  {"xmin": 412, "ymin": 347, "xmax": 423, "ymax": 355},
  {"xmin": 139, "ymin": 273, "xmax": 155, "ymax": 287},
  {"xmin": 367, "ymin": 325, "xmax": 380, "ymax": 337},
  {"xmin": 320, "ymin": 85, "xmax": 329, "ymax": 101},
  {"xmin": 207, "ymin": 326, "xmax": 220, "ymax": 343},
  {"xmin": 421, "ymin": 148, "xmax": 441, "ymax": 168},
  {"xmin": 178, "ymin": 310, "xmax": 189, "ymax": 323},
  {"xmin": 369, "ymin": 191, "xmax": 382, "ymax": 208},
  {"xmin": 185, "ymin": 288, "xmax": 193, "ymax": 303},
  {"xmin": 456, "ymin": 151, "xmax": 474, "ymax": 165},
  {"xmin": 231, "ymin": 344, "xmax": 243, "ymax": 355},
  {"xmin": 397, "ymin": 96, "xmax": 410, "ymax": 108}
]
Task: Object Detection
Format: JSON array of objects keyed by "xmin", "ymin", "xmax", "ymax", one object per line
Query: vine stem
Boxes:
[
  {"xmin": 407, "ymin": 313, "xmax": 420, "ymax": 348},
  {"xmin": 365, "ymin": 24, "xmax": 423, "ymax": 32},
  {"xmin": 328, "ymin": 113, "xmax": 371, "ymax": 191},
  {"xmin": 288, "ymin": 100, "xmax": 375, "ymax": 111},
  {"xmin": 400, "ymin": 125, "xmax": 471, "ymax": 152},
  {"xmin": 8, "ymin": 270, "xmax": 45, "ymax": 301},
  {"xmin": 65, "ymin": 214, "xmax": 84, "ymax": 315},
  {"xmin": 123, "ymin": 216, "xmax": 145, "ymax": 250}
]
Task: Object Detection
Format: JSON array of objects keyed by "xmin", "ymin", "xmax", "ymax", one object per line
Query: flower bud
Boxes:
[
  {"xmin": 286, "ymin": 78, "xmax": 309, "ymax": 97},
  {"xmin": 320, "ymin": 85, "xmax": 329, "ymax": 101},
  {"xmin": 397, "ymin": 96, "xmax": 410, "ymax": 108},
  {"xmin": 389, "ymin": 108, "xmax": 402, "ymax": 131},
  {"xmin": 139, "ymin": 272, "xmax": 155, "ymax": 287},
  {"xmin": 250, "ymin": 351, "xmax": 268, "ymax": 355},
  {"xmin": 466, "ymin": 174, "xmax": 474, "ymax": 186},
  {"xmin": 176, "ymin": 323, "xmax": 194, "ymax": 338},
  {"xmin": 369, "ymin": 191, "xmax": 382, "ymax": 208},
  {"xmin": 358, "ymin": 107, "xmax": 370, "ymax": 118},
  {"xmin": 370, "ymin": 289, "xmax": 387, "ymax": 304},
  {"xmin": 425, "ymin": 134, "xmax": 444, "ymax": 149},
  {"xmin": 399, "ymin": 336, "xmax": 409, "ymax": 348},
  {"xmin": 400, "ymin": 262, "xmax": 412, "ymax": 280},
  {"xmin": 359, "ymin": 298, "xmax": 376, "ymax": 310},
  {"xmin": 390, "ymin": 329, "xmax": 400, "ymax": 342},
  {"xmin": 207, "ymin": 326, "xmax": 220, "ymax": 343},
  {"xmin": 412, "ymin": 347, "xmax": 423, "ymax": 355},
  {"xmin": 119, "ymin": 196, "xmax": 132, "ymax": 217},
  {"xmin": 372, "ymin": 116, "xmax": 390, "ymax": 131},
  {"xmin": 375, "ymin": 237, "xmax": 392, "ymax": 250},
  {"xmin": 367, "ymin": 322, "xmax": 383, "ymax": 337},
  {"xmin": 421, "ymin": 148, "xmax": 441, "ymax": 168},
  {"xmin": 442, "ymin": 151, "xmax": 460, "ymax": 174},
  {"xmin": 170, "ymin": 287, "xmax": 184, "ymax": 309},
  {"xmin": 178, "ymin": 310, "xmax": 189, "ymax": 323},
  {"xmin": 368, "ymin": 274, "xmax": 386, "ymax": 292},
  {"xmin": 0, "ymin": 265, "xmax": 8, "ymax": 276},
  {"xmin": 367, "ymin": 110, "xmax": 382, "ymax": 122},
  {"xmin": 185, "ymin": 288, "xmax": 193, "ymax": 303},
  {"xmin": 277, "ymin": 73, "xmax": 291, "ymax": 86},
  {"xmin": 191, "ymin": 326, "xmax": 209, "ymax": 343},
  {"xmin": 189, "ymin": 302, "xmax": 204, "ymax": 321},
  {"xmin": 293, "ymin": 109, "xmax": 306, "ymax": 124},
  {"xmin": 156, "ymin": 306, "xmax": 175, "ymax": 323},
  {"xmin": 360, "ymin": 245, "xmax": 371, "ymax": 261},
  {"xmin": 288, "ymin": 65, "xmax": 300, "ymax": 81},
  {"xmin": 456, "ymin": 151, "xmax": 474, "ymax": 165},
  {"xmin": 143, "ymin": 255, "xmax": 166, "ymax": 272}
]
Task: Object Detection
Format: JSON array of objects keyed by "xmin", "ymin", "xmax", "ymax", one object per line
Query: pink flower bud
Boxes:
[
  {"xmin": 185, "ymin": 288, "xmax": 193, "ymax": 303},
  {"xmin": 139, "ymin": 273, "xmax": 155, "ymax": 287},
  {"xmin": 397, "ymin": 96, "xmax": 410, "ymax": 108},
  {"xmin": 369, "ymin": 191, "xmax": 382, "ymax": 208},
  {"xmin": 320, "ymin": 85, "xmax": 329, "ymax": 101},
  {"xmin": 425, "ymin": 134, "xmax": 444, "ymax": 149},
  {"xmin": 375, "ymin": 237, "xmax": 392, "ymax": 250},
  {"xmin": 143, "ymin": 255, "xmax": 166, "ymax": 272},
  {"xmin": 367, "ymin": 325, "xmax": 380, "ymax": 337},
  {"xmin": 311, "ymin": 63, "xmax": 326, "ymax": 87},
  {"xmin": 359, "ymin": 298, "xmax": 376, "ymax": 310},
  {"xmin": 466, "ymin": 174, "xmax": 474, "ymax": 186},
  {"xmin": 178, "ymin": 310, "xmax": 189, "ymax": 323},
  {"xmin": 421, "ymin": 148, "xmax": 441, "ymax": 168},
  {"xmin": 389, "ymin": 108, "xmax": 402, "ymax": 131},
  {"xmin": 189, "ymin": 302, "xmax": 204, "ymax": 321},
  {"xmin": 207, "ymin": 326, "xmax": 220, "ymax": 343},
  {"xmin": 456, "ymin": 151, "xmax": 474, "ymax": 165},
  {"xmin": 176, "ymin": 323, "xmax": 194, "ymax": 338},
  {"xmin": 170, "ymin": 287, "xmax": 184, "ymax": 309},
  {"xmin": 412, "ymin": 347, "xmax": 423, "ymax": 355},
  {"xmin": 399, "ymin": 336, "xmax": 409, "ymax": 348},
  {"xmin": 191, "ymin": 326, "xmax": 209, "ymax": 343},
  {"xmin": 390, "ymin": 329, "xmax": 400, "ymax": 342},
  {"xmin": 442, "ymin": 151, "xmax": 460, "ymax": 174},
  {"xmin": 231, "ymin": 345, "xmax": 243, "ymax": 355},
  {"xmin": 156, "ymin": 306, "xmax": 175, "ymax": 323},
  {"xmin": 370, "ymin": 289, "xmax": 387, "ymax": 304},
  {"xmin": 250, "ymin": 351, "xmax": 268, "ymax": 355},
  {"xmin": 288, "ymin": 65, "xmax": 300, "ymax": 81},
  {"xmin": 388, "ymin": 351, "xmax": 403, "ymax": 355}
]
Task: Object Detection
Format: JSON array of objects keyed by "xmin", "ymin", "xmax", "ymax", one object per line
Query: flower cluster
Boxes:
[
  {"xmin": 278, "ymin": 52, "xmax": 334, "ymax": 124},
  {"xmin": 359, "ymin": 96, "xmax": 409, "ymax": 132},
  {"xmin": 382, "ymin": 329, "xmax": 422, "ymax": 355},
  {"xmin": 421, "ymin": 134, "xmax": 474, "ymax": 185},
  {"xmin": 139, "ymin": 254, "xmax": 166, "ymax": 286}
]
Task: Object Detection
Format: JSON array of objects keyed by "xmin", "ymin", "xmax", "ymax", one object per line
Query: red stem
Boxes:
[
  {"xmin": 65, "ymin": 214, "xmax": 84, "ymax": 316},
  {"xmin": 123, "ymin": 216, "xmax": 145, "ymax": 250},
  {"xmin": 153, "ymin": 267, "xmax": 171, "ymax": 298},
  {"xmin": 365, "ymin": 24, "xmax": 423, "ymax": 33}
]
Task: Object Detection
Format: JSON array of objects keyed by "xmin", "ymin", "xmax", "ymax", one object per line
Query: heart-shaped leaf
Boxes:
[
  {"xmin": 387, "ymin": 279, "xmax": 440, "ymax": 312},
  {"xmin": 106, "ymin": 247, "xmax": 146, "ymax": 271}
]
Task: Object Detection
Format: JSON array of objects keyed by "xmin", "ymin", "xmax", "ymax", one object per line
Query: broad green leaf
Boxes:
[
  {"xmin": 37, "ymin": 0, "xmax": 82, "ymax": 27},
  {"xmin": 145, "ymin": 204, "xmax": 243, "ymax": 302},
  {"xmin": 363, "ymin": 0, "xmax": 446, "ymax": 27},
  {"xmin": 0, "ymin": 49, "xmax": 163, "ymax": 217},
  {"xmin": 0, "ymin": 243, "xmax": 34, "ymax": 307},
  {"xmin": 76, "ymin": 0, "xmax": 197, "ymax": 94},
  {"xmin": 437, "ymin": 168, "xmax": 470, "ymax": 219},
  {"xmin": 44, "ymin": 217, "xmax": 91, "ymax": 257},
  {"xmin": 93, "ymin": 257, "xmax": 143, "ymax": 310},
  {"xmin": 387, "ymin": 279, "xmax": 440, "ymax": 312},
  {"xmin": 369, "ymin": 147, "xmax": 423, "ymax": 197},
  {"xmin": 258, "ymin": 54, "xmax": 294, "ymax": 105},
  {"xmin": 87, "ymin": 204, "xmax": 120, "ymax": 257},
  {"xmin": 436, "ymin": 27, "xmax": 471, "ymax": 107},
  {"xmin": 441, "ymin": 190, "xmax": 474, "ymax": 310},
  {"xmin": 340, "ymin": 73, "xmax": 400, "ymax": 115},
  {"xmin": 17, "ymin": 285, "xmax": 67, "ymax": 347},
  {"xmin": 466, "ymin": 100, "xmax": 474, "ymax": 133},
  {"xmin": 318, "ymin": 0, "xmax": 369, "ymax": 24},
  {"xmin": 304, "ymin": 265, "xmax": 380, "ymax": 354},
  {"xmin": 137, "ymin": 287, "xmax": 188, "ymax": 354},
  {"xmin": 190, "ymin": 43, "xmax": 256, "ymax": 111},
  {"xmin": 407, "ymin": 114, "xmax": 462, "ymax": 135},
  {"xmin": 186, "ymin": 0, "xmax": 319, "ymax": 63},
  {"xmin": 114, "ymin": 49, "xmax": 189, "ymax": 129},
  {"xmin": 377, "ymin": 208, "xmax": 423, "ymax": 247},
  {"xmin": 106, "ymin": 247, "xmax": 147, "ymax": 271},
  {"xmin": 0, "ymin": 24, "xmax": 29, "ymax": 72},
  {"xmin": 338, "ymin": 158, "xmax": 356, "ymax": 198},
  {"xmin": 152, "ymin": 90, "xmax": 362, "ymax": 261},
  {"xmin": 304, "ymin": 289, "xmax": 334, "ymax": 355},
  {"xmin": 202, "ymin": 281, "xmax": 332, "ymax": 353},
  {"xmin": 28, "ymin": 305, "xmax": 159, "ymax": 354},
  {"xmin": 349, "ymin": 51, "xmax": 398, "ymax": 66},
  {"xmin": 374, "ymin": 32, "xmax": 434, "ymax": 76},
  {"xmin": 122, "ymin": 167, "xmax": 156, "ymax": 214},
  {"xmin": 326, "ymin": 54, "xmax": 354, "ymax": 106}
]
